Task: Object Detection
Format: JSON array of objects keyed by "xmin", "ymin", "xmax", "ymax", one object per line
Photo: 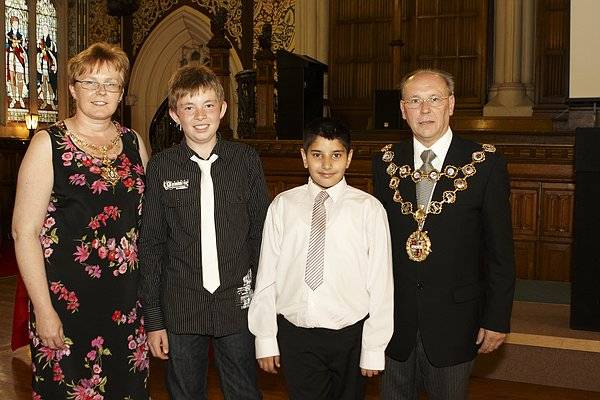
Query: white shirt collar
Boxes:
[
  {"xmin": 308, "ymin": 177, "xmax": 347, "ymax": 203},
  {"xmin": 413, "ymin": 127, "xmax": 453, "ymax": 170}
]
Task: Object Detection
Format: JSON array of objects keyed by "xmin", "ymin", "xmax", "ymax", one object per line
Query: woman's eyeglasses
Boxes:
[{"xmin": 75, "ymin": 80, "xmax": 122, "ymax": 93}]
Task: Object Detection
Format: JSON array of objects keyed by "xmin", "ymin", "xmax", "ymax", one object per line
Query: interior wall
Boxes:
[
  {"xmin": 294, "ymin": 0, "xmax": 328, "ymax": 64},
  {"xmin": 128, "ymin": 5, "xmax": 243, "ymax": 151},
  {"xmin": 569, "ymin": 0, "xmax": 600, "ymax": 99}
]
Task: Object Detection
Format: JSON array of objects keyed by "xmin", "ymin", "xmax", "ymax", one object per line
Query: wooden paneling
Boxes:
[
  {"xmin": 538, "ymin": 241, "xmax": 571, "ymax": 281},
  {"xmin": 514, "ymin": 240, "xmax": 537, "ymax": 280},
  {"xmin": 329, "ymin": 0, "xmax": 397, "ymax": 129},
  {"xmin": 511, "ymin": 181, "xmax": 539, "ymax": 238},
  {"xmin": 534, "ymin": 183, "xmax": 574, "ymax": 281},
  {"xmin": 410, "ymin": 0, "xmax": 488, "ymax": 108},
  {"xmin": 511, "ymin": 180, "xmax": 540, "ymax": 280},
  {"xmin": 329, "ymin": 0, "xmax": 489, "ymax": 129},
  {"xmin": 265, "ymin": 175, "xmax": 308, "ymax": 199},
  {"xmin": 540, "ymin": 183, "xmax": 574, "ymax": 238},
  {"xmin": 534, "ymin": 0, "xmax": 570, "ymax": 116},
  {"xmin": 509, "ymin": 181, "xmax": 574, "ymax": 281}
]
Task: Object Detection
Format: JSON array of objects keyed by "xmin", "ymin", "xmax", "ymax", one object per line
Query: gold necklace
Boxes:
[
  {"xmin": 67, "ymin": 123, "xmax": 122, "ymax": 187},
  {"xmin": 381, "ymin": 143, "xmax": 496, "ymax": 262}
]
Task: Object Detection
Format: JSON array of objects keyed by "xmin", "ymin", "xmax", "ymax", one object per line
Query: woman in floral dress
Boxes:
[{"xmin": 12, "ymin": 42, "xmax": 149, "ymax": 399}]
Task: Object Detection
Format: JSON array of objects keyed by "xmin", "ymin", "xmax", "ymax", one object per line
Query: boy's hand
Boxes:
[
  {"xmin": 361, "ymin": 368, "xmax": 381, "ymax": 377},
  {"xmin": 148, "ymin": 329, "xmax": 169, "ymax": 359},
  {"xmin": 257, "ymin": 356, "xmax": 280, "ymax": 374}
]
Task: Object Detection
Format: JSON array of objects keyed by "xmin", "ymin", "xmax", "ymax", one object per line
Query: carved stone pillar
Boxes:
[
  {"xmin": 255, "ymin": 24, "xmax": 276, "ymax": 138},
  {"xmin": 521, "ymin": 0, "xmax": 535, "ymax": 102},
  {"xmin": 208, "ymin": 7, "xmax": 233, "ymax": 137},
  {"xmin": 484, "ymin": 0, "xmax": 534, "ymax": 116}
]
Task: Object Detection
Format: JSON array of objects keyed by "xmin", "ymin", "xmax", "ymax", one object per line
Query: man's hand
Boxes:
[
  {"xmin": 257, "ymin": 356, "xmax": 280, "ymax": 374},
  {"xmin": 361, "ymin": 368, "xmax": 381, "ymax": 377},
  {"xmin": 148, "ymin": 329, "xmax": 169, "ymax": 359},
  {"xmin": 476, "ymin": 328, "xmax": 507, "ymax": 353}
]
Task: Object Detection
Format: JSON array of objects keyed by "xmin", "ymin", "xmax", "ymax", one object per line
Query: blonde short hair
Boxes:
[
  {"xmin": 168, "ymin": 65, "xmax": 225, "ymax": 110},
  {"xmin": 67, "ymin": 42, "xmax": 130, "ymax": 85}
]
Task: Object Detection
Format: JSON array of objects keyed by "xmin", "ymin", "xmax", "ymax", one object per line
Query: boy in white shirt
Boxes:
[{"xmin": 248, "ymin": 118, "xmax": 394, "ymax": 399}]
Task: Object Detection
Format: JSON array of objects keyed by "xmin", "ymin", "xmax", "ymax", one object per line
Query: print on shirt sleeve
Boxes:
[{"xmin": 237, "ymin": 269, "xmax": 253, "ymax": 309}]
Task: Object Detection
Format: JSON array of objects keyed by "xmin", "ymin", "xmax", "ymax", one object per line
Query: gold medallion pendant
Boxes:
[
  {"xmin": 67, "ymin": 122, "xmax": 123, "ymax": 187},
  {"xmin": 406, "ymin": 230, "xmax": 431, "ymax": 262},
  {"xmin": 100, "ymin": 162, "xmax": 121, "ymax": 186}
]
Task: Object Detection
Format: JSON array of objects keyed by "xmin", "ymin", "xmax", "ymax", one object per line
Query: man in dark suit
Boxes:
[{"xmin": 372, "ymin": 69, "xmax": 515, "ymax": 400}]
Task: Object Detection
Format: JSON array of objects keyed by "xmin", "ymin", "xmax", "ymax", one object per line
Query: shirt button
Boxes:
[{"xmin": 417, "ymin": 282, "xmax": 424, "ymax": 290}]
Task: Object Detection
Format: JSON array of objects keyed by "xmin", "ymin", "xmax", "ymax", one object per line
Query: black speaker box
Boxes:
[
  {"xmin": 276, "ymin": 50, "xmax": 328, "ymax": 139},
  {"xmin": 373, "ymin": 90, "xmax": 401, "ymax": 129},
  {"xmin": 571, "ymin": 128, "xmax": 600, "ymax": 331}
]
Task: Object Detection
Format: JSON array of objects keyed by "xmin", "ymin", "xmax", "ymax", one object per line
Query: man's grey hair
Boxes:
[{"xmin": 399, "ymin": 68, "xmax": 455, "ymax": 98}]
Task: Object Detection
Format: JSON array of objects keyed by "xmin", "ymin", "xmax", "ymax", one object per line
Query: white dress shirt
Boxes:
[
  {"xmin": 248, "ymin": 177, "xmax": 394, "ymax": 370},
  {"xmin": 413, "ymin": 127, "xmax": 453, "ymax": 205}
]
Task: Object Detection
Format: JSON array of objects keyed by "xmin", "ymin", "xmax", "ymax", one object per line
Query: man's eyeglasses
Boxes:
[
  {"xmin": 402, "ymin": 95, "xmax": 450, "ymax": 109},
  {"xmin": 75, "ymin": 80, "xmax": 122, "ymax": 93}
]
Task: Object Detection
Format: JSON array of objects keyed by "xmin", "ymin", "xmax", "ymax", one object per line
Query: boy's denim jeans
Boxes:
[{"xmin": 166, "ymin": 329, "xmax": 262, "ymax": 400}]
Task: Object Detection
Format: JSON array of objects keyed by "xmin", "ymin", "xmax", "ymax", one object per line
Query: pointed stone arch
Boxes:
[{"xmin": 128, "ymin": 5, "xmax": 242, "ymax": 149}]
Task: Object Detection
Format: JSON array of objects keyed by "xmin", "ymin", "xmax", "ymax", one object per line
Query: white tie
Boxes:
[{"xmin": 191, "ymin": 154, "xmax": 220, "ymax": 293}]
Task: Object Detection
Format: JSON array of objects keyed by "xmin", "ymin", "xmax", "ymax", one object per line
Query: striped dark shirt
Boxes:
[{"xmin": 139, "ymin": 137, "xmax": 270, "ymax": 336}]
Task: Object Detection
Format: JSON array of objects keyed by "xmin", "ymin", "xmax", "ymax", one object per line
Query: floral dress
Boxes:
[{"xmin": 30, "ymin": 121, "xmax": 149, "ymax": 400}]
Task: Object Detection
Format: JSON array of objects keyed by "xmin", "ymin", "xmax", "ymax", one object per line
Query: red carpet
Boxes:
[
  {"xmin": 1, "ymin": 240, "xmax": 29, "ymax": 350},
  {"xmin": 0, "ymin": 240, "xmax": 18, "ymax": 277}
]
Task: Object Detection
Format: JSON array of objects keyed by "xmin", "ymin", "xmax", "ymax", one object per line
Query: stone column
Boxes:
[
  {"xmin": 521, "ymin": 0, "xmax": 535, "ymax": 101},
  {"xmin": 484, "ymin": 0, "xmax": 534, "ymax": 116}
]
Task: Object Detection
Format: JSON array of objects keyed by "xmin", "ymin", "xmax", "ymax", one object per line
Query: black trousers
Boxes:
[{"xmin": 277, "ymin": 316, "xmax": 366, "ymax": 400}]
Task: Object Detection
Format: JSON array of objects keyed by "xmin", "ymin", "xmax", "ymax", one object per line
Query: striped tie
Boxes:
[
  {"xmin": 416, "ymin": 149, "xmax": 437, "ymax": 208},
  {"xmin": 305, "ymin": 190, "xmax": 329, "ymax": 290}
]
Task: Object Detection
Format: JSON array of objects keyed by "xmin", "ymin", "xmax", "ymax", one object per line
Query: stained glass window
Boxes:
[
  {"xmin": 36, "ymin": 0, "xmax": 58, "ymax": 123},
  {"xmin": 5, "ymin": 0, "xmax": 29, "ymax": 122}
]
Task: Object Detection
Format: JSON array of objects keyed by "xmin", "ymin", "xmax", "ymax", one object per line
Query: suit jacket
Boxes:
[
  {"xmin": 139, "ymin": 138, "xmax": 269, "ymax": 336},
  {"xmin": 372, "ymin": 134, "xmax": 515, "ymax": 367}
]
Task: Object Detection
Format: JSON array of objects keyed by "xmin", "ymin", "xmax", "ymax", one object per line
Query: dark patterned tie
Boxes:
[
  {"xmin": 416, "ymin": 150, "xmax": 437, "ymax": 208},
  {"xmin": 305, "ymin": 190, "xmax": 329, "ymax": 290}
]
